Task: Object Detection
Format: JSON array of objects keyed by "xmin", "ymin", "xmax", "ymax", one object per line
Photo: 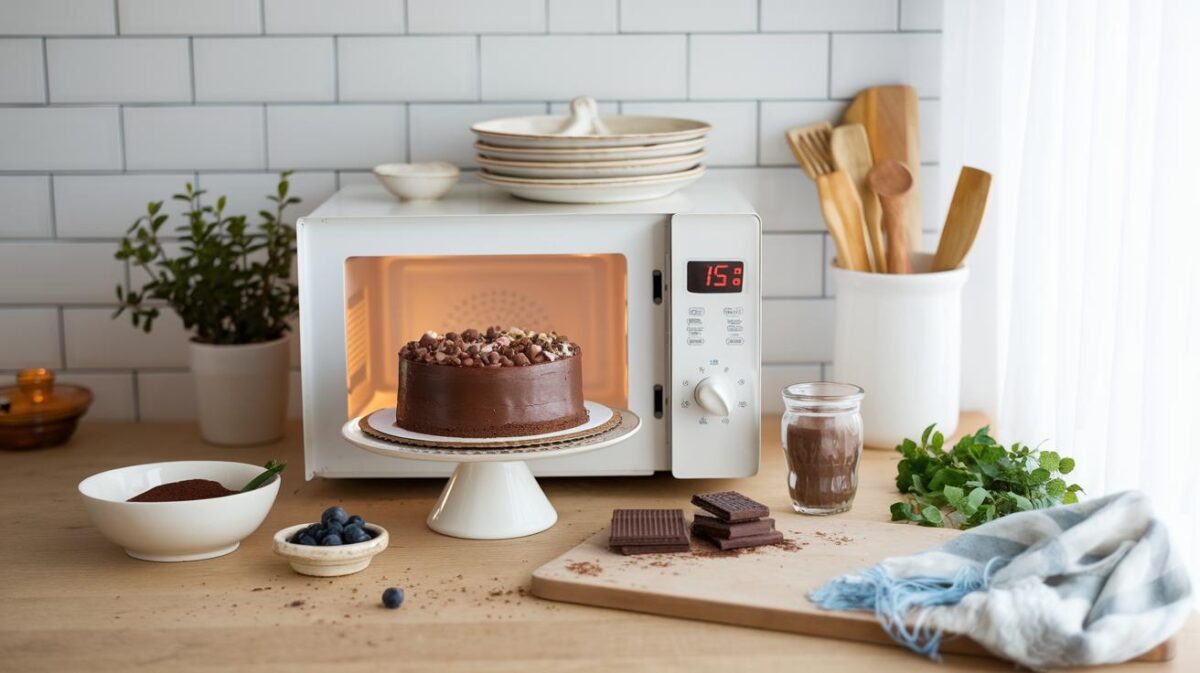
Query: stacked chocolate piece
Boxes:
[
  {"xmin": 609, "ymin": 509, "xmax": 690, "ymax": 555},
  {"xmin": 690, "ymin": 491, "xmax": 784, "ymax": 551}
]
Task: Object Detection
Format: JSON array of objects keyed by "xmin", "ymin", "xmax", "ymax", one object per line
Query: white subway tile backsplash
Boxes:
[
  {"xmin": 267, "ymin": 105, "xmax": 406, "ymax": 169},
  {"xmin": 58, "ymin": 372, "xmax": 136, "ymax": 421},
  {"xmin": 762, "ymin": 234, "xmax": 824, "ymax": 298},
  {"xmin": 619, "ymin": 0, "xmax": 757, "ymax": 33},
  {"xmin": 0, "ymin": 243, "xmax": 123, "ymax": 303},
  {"xmin": 761, "ymin": 364, "xmax": 823, "ymax": 414},
  {"xmin": 919, "ymin": 99, "xmax": 940, "ymax": 163},
  {"xmin": 124, "ymin": 106, "xmax": 265, "ymax": 170},
  {"xmin": 338, "ymin": 37, "xmax": 478, "ymax": 102},
  {"xmin": 763, "ymin": 299, "xmax": 834, "ymax": 363},
  {"xmin": 0, "ymin": 308, "xmax": 61, "ymax": 369},
  {"xmin": 194, "ymin": 38, "xmax": 335, "ymax": 103},
  {"xmin": 0, "ymin": 107, "xmax": 122, "ymax": 171},
  {"xmin": 47, "ymin": 38, "xmax": 191, "ymax": 103},
  {"xmin": 548, "ymin": 100, "xmax": 616, "ymax": 115},
  {"xmin": 408, "ymin": 0, "xmax": 546, "ymax": 34},
  {"xmin": 196, "ymin": 172, "xmax": 337, "ymax": 221},
  {"xmin": 901, "ymin": 0, "xmax": 943, "ymax": 31},
  {"xmin": 0, "ymin": 39, "xmax": 46, "ymax": 103},
  {"xmin": 264, "ymin": 0, "xmax": 406, "ymax": 35},
  {"xmin": 0, "ymin": 0, "xmax": 115, "ymax": 35},
  {"xmin": 830, "ymin": 33, "xmax": 942, "ymax": 99},
  {"xmin": 117, "ymin": 0, "xmax": 261, "ymax": 35},
  {"xmin": 620, "ymin": 101, "xmax": 756, "ymax": 166},
  {"xmin": 0, "ymin": 176, "xmax": 53, "ymax": 238},
  {"xmin": 690, "ymin": 34, "xmax": 827, "ymax": 100},
  {"xmin": 482, "ymin": 35, "xmax": 686, "ymax": 101},
  {"xmin": 708, "ymin": 168, "xmax": 823, "ymax": 233},
  {"xmin": 919, "ymin": 163, "xmax": 940, "ymax": 232},
  {"xmin": 64, "ymin": 308, "xmax": 190, "ymax": 369},
  {"xmin": 410, "ymin": 103, "xmax": 546, "ymax": 167},
  {"xmin": 761, "ymin": 0, "xmax": 897, "ymax": 32},
  {"xmin": 137, "ymin": 370, "xmax": 302, "ymax": 420},
  {"xmin": 758, "ymin": 100, "xmax": 846, "ymax": 166},
  {"xmin": 54, "ymin": 173, "xmax": 194, "ymax": 238},
  {"xmin": 548, "ymin": 0, "xmax": 617, "ymax": 33}
]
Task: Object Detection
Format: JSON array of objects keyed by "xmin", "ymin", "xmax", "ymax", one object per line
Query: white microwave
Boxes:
[{"xmin": 297, "ymin": 181, "xmax": 761, "ymax": 480}]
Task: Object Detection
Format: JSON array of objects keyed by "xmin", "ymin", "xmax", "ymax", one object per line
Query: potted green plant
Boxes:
[{"xmin": 114, "ymin": 173, "xmax": 302, "ymax": 446}]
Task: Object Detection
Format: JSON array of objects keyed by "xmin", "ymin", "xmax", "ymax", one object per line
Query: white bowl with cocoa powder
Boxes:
[{"xmin": 78, "ymin": 461, "xmax": 280, "ymax": 562}]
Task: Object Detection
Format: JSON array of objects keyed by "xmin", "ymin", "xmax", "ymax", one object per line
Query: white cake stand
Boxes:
[{"xmin": 341, "ymin": 402, "xmax": 641, "ymax": 540}]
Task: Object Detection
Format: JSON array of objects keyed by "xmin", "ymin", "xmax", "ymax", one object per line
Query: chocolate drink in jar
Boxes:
[{"xmin": 780, "ymin": 383, "xmax": 864, "ymax": 515}]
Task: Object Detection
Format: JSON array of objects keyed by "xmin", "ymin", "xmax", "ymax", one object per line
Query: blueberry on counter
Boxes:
[
  {"xmin": 382, "ymin": 587, "xmax": 404, "ymax": 609},
  {"xmin": 319, "ymin": 534, "xmax": 344, "ymax": 546},
  {"xmin": 321, "ymin": 506, "xmax": 349, "ymax": 526}
]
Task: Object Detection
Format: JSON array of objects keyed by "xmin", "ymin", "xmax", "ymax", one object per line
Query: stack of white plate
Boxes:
[{"xmin": 471, "ymin": 98, "xmax": 710, "ymax": 204}]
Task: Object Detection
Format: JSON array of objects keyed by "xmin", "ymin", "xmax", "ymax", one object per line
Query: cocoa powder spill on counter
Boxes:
[{"xmin": 127, "ymin": 479, "xmax": 238, "ymax": 502}]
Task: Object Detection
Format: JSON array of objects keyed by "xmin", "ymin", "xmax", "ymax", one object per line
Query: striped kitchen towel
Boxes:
[{"xmin": 810, "ymin": 491, "xmax": 1192, "ymax": 669}]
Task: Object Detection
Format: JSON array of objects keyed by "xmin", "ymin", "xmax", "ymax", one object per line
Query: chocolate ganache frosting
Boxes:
[{"xmin": 396, "ymin": 326, "xmax": 588, "ymax": 438}]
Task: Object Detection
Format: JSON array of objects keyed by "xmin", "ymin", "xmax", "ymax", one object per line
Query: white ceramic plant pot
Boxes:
[
  {"xmin": 831, "ymin": 253, "xmax": 968, "ymax": 449},
  {"xmin": 189, "ymin": 334, "xmax": 290, "ymax": 446}
]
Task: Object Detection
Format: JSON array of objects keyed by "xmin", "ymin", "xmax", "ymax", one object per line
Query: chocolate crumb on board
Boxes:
[
  {"xmin": 565, "ymin": 560, "xmax": 603, "ymax": 577},
  {"xmin": 288, "ymin": 600, "xmax": 306, "ymax": 608}
]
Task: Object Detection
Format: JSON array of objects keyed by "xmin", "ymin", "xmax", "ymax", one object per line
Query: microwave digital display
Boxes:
[{"xmin": 687, "ymin": 261, "xmax": 744, "ymax": 293}]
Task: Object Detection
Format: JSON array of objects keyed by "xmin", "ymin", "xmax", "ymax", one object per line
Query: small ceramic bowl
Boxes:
[
  {"xmin": 78, "ymin": 461, "xmax": 280, "ymax": 562},
  {"xmin": 373, "ymin": 161, "xmax": 459, "ymax": 201},
  {"xmin": 273, "ymin": 523, "xmax": 389, "ymax": 577}
]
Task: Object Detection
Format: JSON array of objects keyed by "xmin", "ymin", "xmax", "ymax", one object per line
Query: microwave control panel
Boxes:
[{"xmin": 669, "ymin": 213, "xmax": 761, "ymax": 478}]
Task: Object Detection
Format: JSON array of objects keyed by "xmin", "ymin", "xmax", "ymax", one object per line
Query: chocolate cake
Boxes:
[{"xmin": 396, "ymin": 326, "xmax": 588, "ymax": 438}]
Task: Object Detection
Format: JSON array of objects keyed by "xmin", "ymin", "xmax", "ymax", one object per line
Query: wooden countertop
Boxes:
[{"xmin": 1, "ymin": 416, "xmax": 1194, "ymax": 672}]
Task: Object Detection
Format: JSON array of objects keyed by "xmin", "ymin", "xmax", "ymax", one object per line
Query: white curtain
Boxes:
[{"xmin": 942, "ymin": 0, "xmax": 1200, "ymax": 579}]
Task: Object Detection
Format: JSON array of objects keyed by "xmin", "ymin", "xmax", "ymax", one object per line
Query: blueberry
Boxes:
[
  {"xmin": 297, "ymin": 534, "xmax": 318, "ymax": 546},
  {"xmin": 382, "ymin": 587, "xmax": 404, "ymax": 609},
  {"xmin": 319, "ymin": 534, "xmax": 344, "ymax": 546},
  {"xmin": 324, "ymin": 520, "xmax": 344, "ymax": 537},
  {"xmin": 343, "ymin": 525, "xmax": 371, "ymax": 544},
  {"xmin": 303, "ymin": 523, "xmax": 323, "ymax": 538},
  {"xmin": 321, "ymin": 506, "xmax": 349, "ymax": 526},
  {"xmin": 347, "ymin": 515, "xmax": 364, "ymax": 527}
]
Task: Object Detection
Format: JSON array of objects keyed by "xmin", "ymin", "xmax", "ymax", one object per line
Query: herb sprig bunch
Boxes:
[
  {"xmin": 890, "ymin": 424, "xmax": 1083, "ymax": 529},
  {"xmin": 114, "ymin": 172, "xmax": 301, "ymax": 345}
]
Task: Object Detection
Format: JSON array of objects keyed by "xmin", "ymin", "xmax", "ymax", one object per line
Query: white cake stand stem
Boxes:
[{"xmin": 427, "ymin": 461, "xmax": 557, "ymax": 539}]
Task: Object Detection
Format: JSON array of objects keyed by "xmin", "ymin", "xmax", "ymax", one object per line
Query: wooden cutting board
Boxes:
[
  {"xmin": 532, "ymin": 516, "xmax": 1174, "ymax": 664},
  {"xmin": 842, "ymin": 85, "xmax": 922, "ymax": 250}
]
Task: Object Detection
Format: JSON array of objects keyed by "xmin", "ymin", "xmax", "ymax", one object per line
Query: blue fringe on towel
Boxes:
[{"xmin": 809, "ymin": 557, "xmax": 1007, "ymax": 659}]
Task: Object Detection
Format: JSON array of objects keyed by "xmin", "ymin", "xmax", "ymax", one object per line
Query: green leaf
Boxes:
[
  {"xmin": 967, "ymin": 486, "xmax": 988, "ymax": 510},
  {"xmin": 1030, "ymin": 467, "xmax": 1051, "ymax": 483},
  {"xmin": 1038, "ymin": 451, "xmax": 1061, "ymax": 472},
  {"xmin": 890, "ymin": 502, "xmax": 917, "ymax": 522},
  {"xmin": 1063, "ymin": 491, "xmax": 1079, "ymax": 504},
  {"xmin": 942, "ymin": 485, "xmax": 965, "ymax": 507},
  {"xmin": 920, "ymin": 505, "xmax": 944, "ymax": 526},
  {"xmin": 921, "ymin": 424, "xmax": 935, "ymax": 446},
  {"xmin": 1046, "ymin": 478, "xmax": 1066, "ymax": 497},
  {"xmin": 1012, "ymin": 494, "xmax": 1034, "ymax": 511},
  {"xmin": 1058, "ymin": 457, "xmax": 1076, "ymax": 474}
]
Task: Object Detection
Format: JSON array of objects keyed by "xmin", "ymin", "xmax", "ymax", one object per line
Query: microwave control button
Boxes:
[
  {"xmin": 692, "ymin": 376, "xmax": 734, "ymax": 417},
  {"xmin": 687, "ymin": 336, "xmax": 704, "ymax": 346},
  {"xmin": 723, "ymin": 307, "xmax": 743, "ymax": 316},
  {"xmin": 726, "ymin": 324, "xmax": 743, "ymax": 332},
  {"xmin": 725, "ymin": 336, "xmax": 744, "ymax": 346},
  {"xmin": 726, "ymin": 318, "xmax": 742, "ymax": 326},
  {"xmin": 688, "ymin": 307, "xmax": 705, "ymax": 317},
  {"xmin": 687, "ymin": 317, "xmax": 703, "ymax": 325}
]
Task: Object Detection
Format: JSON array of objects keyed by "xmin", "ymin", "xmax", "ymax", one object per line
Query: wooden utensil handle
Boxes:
[
  {"xmin": 816, "ymin": 178, "xmax": 857, "ymax": 271},
  {"xmin": 878, "ymin": 194, "xmax": 912, "ymax": 274}
]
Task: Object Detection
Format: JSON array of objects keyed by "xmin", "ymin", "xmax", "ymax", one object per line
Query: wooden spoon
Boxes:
[
  {"xmin": 932, "ymin": 167, "xmax": 992, "ymax": 271},
  {"xmin": 843, "ymin": 85, "xmax": 921, "ymax": 251},
  {"xmin": 867, "ymin": 160, "xmax": 915, "ymax": 274},
  {"xmin": 831, "ymin": 124, "xmax": 884, "ymax": 272}
]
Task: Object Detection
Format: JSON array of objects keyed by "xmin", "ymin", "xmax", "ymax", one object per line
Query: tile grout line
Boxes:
[
  {"xmin": 187, "ymin": 37, "xmax": 196, "ymax": 102},
  {"xmin": 259, "ymin": 0, "xmax": 266, "ymax": 34},
  {"xmin": 40, "ymin": 37, "xmax": 50, "ymax": 103},
  {"xmin": 112, "ymin": 0, "xmax": 120, "ymax": 35},
  {"xmin": 117, "ymin": 106, "xmax": 127, "ymax": 170},
  {"xmin": 332, "ymin": 35, "xmax": 340, "ymax": 101},
  {"xmin": 46, "ymin": 174, "xmax": 58, "ymax": 237},
  {"xmin": 261, "ymin": 104, "xmax": 270, "ymax": 168}
]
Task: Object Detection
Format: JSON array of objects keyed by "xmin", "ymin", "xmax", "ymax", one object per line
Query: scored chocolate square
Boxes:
[
  {"xmin": 609, "ymin": 509, "xmax": 689, "ymax": 547},
  {"xmin": 692, "ymin": 514, "xmax": 776, "ymax": 540},
  {"xmin": 702, "ymin": 530, "xmax": 785, "ymax": 551},
  {"xmin": 691, "ymin": 491, "xmax": 770, "ymax": 522}
]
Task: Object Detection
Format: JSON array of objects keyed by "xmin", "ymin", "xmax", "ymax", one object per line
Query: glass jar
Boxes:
[{"xmin": 780, "ymin": 382, "xmax": 864, "ymax": 515}]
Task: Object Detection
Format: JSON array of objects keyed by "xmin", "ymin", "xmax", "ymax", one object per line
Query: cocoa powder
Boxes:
[
  {"xmin": 784, "ymin": 414, "xmax": 861, "ymax": 513},
  {"xmin": 128, "ymin": 479, "xmax": 237, "ymax": 502}
]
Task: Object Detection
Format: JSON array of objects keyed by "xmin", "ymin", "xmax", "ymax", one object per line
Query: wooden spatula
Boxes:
[
  {"xmin": 831, "ymin": 124, "xmax": 884, "ymax": 273},
  {"xmin": 785, "ymin": 124, "xmax": 872, "ymax": 272},
  {"xmin": 867, "ymin": 160, "xmax": 915, "ymax": 274},
  {"xmin": 932, "ymin": 167, "xmax": 992, "ymax": 271},
  {"xmin": 843, "ymin": 86, "xmax": 921, "ymax": 251}
]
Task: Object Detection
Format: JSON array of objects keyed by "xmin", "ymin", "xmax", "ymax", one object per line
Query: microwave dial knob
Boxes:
[{"xmin": 693, "ymin": 376, "xmax": 734, "ymax": 417}]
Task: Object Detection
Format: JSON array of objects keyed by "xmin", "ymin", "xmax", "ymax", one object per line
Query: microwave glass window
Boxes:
[
  {"xmin": 687, "ymin": 261, "xmax": 744, "ymax": 293},
  {"xmin": 342, "ymin": 254, "xmax": 629, "ymax": 420}
]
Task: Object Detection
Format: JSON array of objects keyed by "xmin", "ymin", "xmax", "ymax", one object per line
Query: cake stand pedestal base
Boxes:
[{"xmin": 428, "ymin": 461, "xmax": 557, "ymax": 539}]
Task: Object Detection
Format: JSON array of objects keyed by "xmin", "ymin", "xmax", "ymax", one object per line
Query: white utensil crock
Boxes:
[
  {"xmin": 831, "ymin": 253, "xmax": 968, "ymax": 449},
  {"xmin": 189, "ymin": 334, "xmax": 290, "ymax": 446}
]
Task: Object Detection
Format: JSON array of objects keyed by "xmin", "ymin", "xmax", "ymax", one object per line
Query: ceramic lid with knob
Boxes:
[{"xmin": 0, "ymin": 368, "xmax": 92, "ymax": 450}]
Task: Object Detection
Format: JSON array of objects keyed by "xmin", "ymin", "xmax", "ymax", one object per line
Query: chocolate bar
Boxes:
[
  {"xmin": 609, "ymin": 509, "xmax": 689, "ymax": 547},
  {"xmin": 705, "ymin": 530, "xmax": 785, "ymax": 551},
  {"xmin": 616, "ymin": 543, "xmax": 691, "ymax": 555},
  {"xmin": 690, "ymin": 491, "xmax": 770, "ymax": 522},
  {"xmin": 691, "ymin": 515, "xmax": 776, "ymax": 539}
]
